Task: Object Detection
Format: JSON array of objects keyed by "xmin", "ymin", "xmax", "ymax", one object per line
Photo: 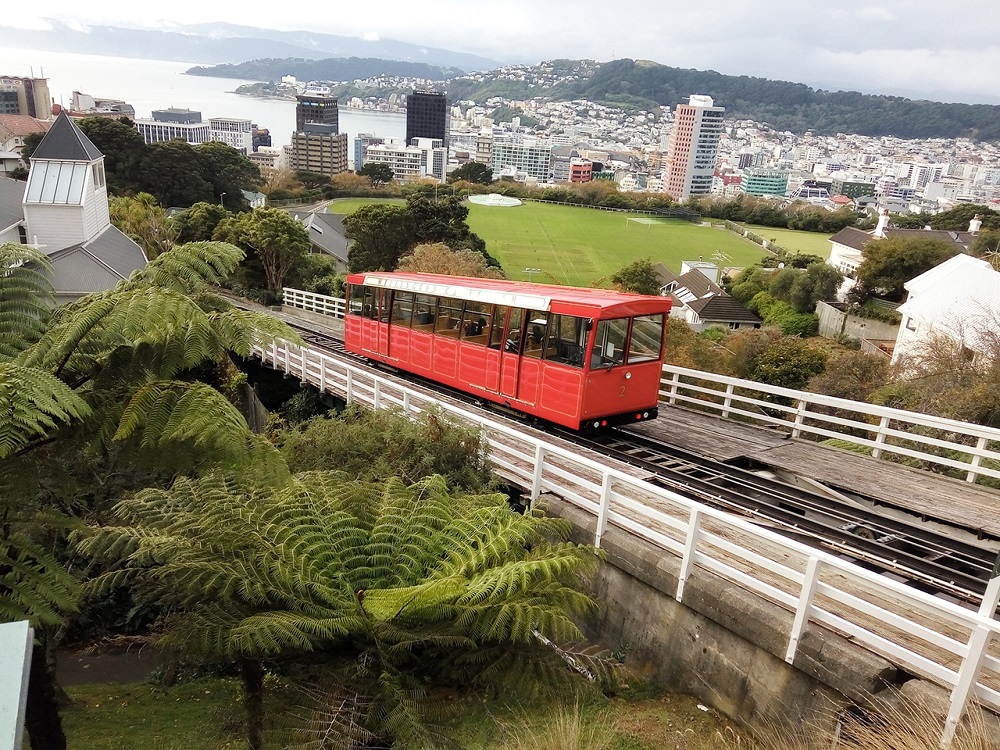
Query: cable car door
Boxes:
[
  {"xmin": 498, "ymin": 307, "xmax": 524, "ymax": 399},
  {"xmin": 376, "ymin": 289, "xmax": 390, "ymax": 357}
]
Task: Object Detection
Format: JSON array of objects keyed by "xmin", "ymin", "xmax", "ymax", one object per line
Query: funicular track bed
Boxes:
[{"xmin": 274, "ymin": 317, "xmax": 998, "ymax": 606}]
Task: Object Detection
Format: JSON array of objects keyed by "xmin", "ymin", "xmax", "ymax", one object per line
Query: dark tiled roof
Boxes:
[
  {"xmin": 291, "ymin": 211, "xmax": 350, "ymax": 263},
  {"xmin": 31, "ymin": 112, "xmax": 103, "ymax": 162},
  {"xmin": 0, "ymin": 176, "xmax": 25, "ymax": 230},
  {"xmin": 45, "ymin": 226, "xmax": 146, "ymax": 295},
  {"xmin": 828, "ymin": 226, "xmax": 870, "ymax": 252},
  {"xmin": 688, "ymin": 294, "xmax": 762, "ymax": 323}
]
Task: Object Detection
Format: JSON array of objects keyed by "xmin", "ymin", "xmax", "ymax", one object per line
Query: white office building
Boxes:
[
  {"xmin": 491, "ymin": 142, "xmax": 552, "ymax": 182},
  {"xmin": 209, "ymin": 117, "xmax": 253, "ymax": 154},
  {"xmin": 663, "ymin": 95, "xmax": 725, "ymax": 201}
]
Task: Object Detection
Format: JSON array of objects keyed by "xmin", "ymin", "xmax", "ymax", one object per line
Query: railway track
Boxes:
[{"xmin": 267, "ymin": 315, "xmax": 999, "ymax": 604}]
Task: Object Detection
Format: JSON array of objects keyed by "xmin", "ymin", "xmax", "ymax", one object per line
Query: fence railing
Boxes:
[
  {"xmin": 254, "ymin": 337, "xmax": 999, "ymax": 746},
  {"xmin": 282, "ymin": 288, "xmax": 346, "ymax": 318},
  {"xmin": 276, "ymin": 289, "xmax": 1000, "ymax": 485},
  {"xmin": 661, "ymin": 364, "xmax": 1000, "ymax": 484}
]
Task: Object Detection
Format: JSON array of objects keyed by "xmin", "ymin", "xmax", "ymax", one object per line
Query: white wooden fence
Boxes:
[
  {"xmin": 254, "ymin": 337, "xmax": 1000, "ymax": 746},
  {"xmin": 660, "ymin": 364, "xmax": 1000, "ymax": 484},
  {"xmin": 278, "ymin": 289, "xmax": 1000, "ymax": 484}
]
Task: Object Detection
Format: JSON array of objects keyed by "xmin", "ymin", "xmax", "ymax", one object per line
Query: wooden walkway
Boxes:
[{"xmin": 631, "ymin": 405, "xmax": 1000, "ymax": 540}]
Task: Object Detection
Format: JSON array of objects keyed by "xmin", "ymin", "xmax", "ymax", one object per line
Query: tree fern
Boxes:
[{"xmin": 76, "ymin": 470, "xmax": 606, "ymax": 748}]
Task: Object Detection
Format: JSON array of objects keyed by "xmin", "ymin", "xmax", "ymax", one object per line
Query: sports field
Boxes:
[
  {"xmin": 741, "ymin": 224, "xmax": 833, "ymax": 259},
  {"xmin": 328, "ymin": 199, "xmax": 771, "ymax": 286}
]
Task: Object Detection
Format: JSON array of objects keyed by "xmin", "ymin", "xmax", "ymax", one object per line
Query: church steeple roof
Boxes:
[{"xmin": 31, "ymin": 111, "xmax": 103, "ymax": 162}]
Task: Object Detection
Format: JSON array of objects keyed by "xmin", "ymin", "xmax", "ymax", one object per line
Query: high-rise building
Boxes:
[
  {"xmin": 406, "ymin": 91, "xmax": 449, "ymax": 149},
  {"xmin": 491, "ymin": 142, "xmax": 552, "ymax": 182},
  {"xmin": 354, "ymin": 133, "xmax": 386, "ymax": 170},
  {"xmin": 209, "ymin": 117, "xmax": 254, "ymax": 154},
  {"xmin": 0, "ymin": 75, "xmax": 51, "ymax": 119},
  {"xmin": 134, "ymin": 108, "xmax": 210, "ymax": 145},
  {"xmin": 741, "ymin": 168, "xmax": 789, "ymax": 197},
  {"xmin": 296, "ymin": 95, "xmax": 339, "ymax": 132},
  {"xmin": 289, "ymin": 124, "xmax": 348, "ymax": 177},
  {"xmin": 663, "ymin": 95, "xmax": 725, "ymax": 201}
]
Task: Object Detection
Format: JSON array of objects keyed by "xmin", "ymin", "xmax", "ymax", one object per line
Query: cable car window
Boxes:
[
  {"xmin": 435, "ymin": 297, "xmax": 465, "ymax": 336},
  {"xmin": 592, "ymin": 318, "xmax": 628, "ymax": 368},
  {"xmin": 362, "ymin": 286, "xmax": 380, "ymax": 320},
  {"xmin": 628, "ymin": 314, "xmax": 665, "ymax": 363},
  {"xmin": 392, "ymin": 291, "xmax": 415, "ymax": 328},
  {"xmin": 347, "ymin": 284, "xmax": 365, "ymax": 316},
  {"xmin": 504, "ymin": 308, "xmax": 525, "ymax": 352},
  {"xmin": 522, "ymin": 309, "xmax": 548, "ymax": 359},
  {"xmin": 460, "ymin": 301, "xmax": 491, "ymax": 344},
  {"xmin": 412, "ymin": 295, "xmax": 436, "ymax": 329},
  {"xmin": 489, "ymin": 306, "xmax": 508, "ymax": 349},
  {"xmin": 543, "ymin": 314, "xmax": 587, "ymax": 368}
]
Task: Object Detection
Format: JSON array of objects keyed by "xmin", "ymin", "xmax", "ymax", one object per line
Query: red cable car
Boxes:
[{"xmin": 344, "ymin": 272, "xmax": 671, "ymax": 430}]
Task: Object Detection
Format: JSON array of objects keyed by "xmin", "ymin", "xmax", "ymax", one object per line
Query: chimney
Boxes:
[
  {"xmin": 874, "ymin": 208, "xmax": 890, "ymax": 238},
  {"xmin": 969, "ymin": 214, "xmax": 982, "ymax": 234}
]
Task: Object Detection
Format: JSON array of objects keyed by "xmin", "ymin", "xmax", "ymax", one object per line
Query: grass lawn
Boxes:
[
  {"xmin": 57, "ymin": 678, "xmax": 741, "ymax": 749},
  {"xmin": 327, "ymin": 197, "xmax": 406, "ymax": 214},
  {"xmin": 740, "ymin": 224, "xmax": 834, "ymax": 259},
  {"xmin": 329, "ymin": 198, "xmax": 770, "ymax": 287}
]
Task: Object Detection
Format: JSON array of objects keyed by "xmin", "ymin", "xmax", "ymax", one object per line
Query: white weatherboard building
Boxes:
[{"xmin": 892, "ymin": 253, "xmax": 1000, "ymax": 366}]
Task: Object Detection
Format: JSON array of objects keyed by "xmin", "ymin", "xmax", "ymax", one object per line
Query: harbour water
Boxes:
[{"xmin": 1, "ymin": 47, "xmax": 406, "ymax": 150}]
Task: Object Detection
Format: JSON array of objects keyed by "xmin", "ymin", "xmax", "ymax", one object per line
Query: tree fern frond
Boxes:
[
  {"xmin": 127, "ymin": 241, "xmax": 245, "ymax": 293},
  {"xmin": 0, "ymin": 362, "xmax": 91, "ymax": 457}
]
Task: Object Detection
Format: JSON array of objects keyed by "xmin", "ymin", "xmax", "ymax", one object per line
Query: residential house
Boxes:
[
  {"xmin": 289, "ymin": 210, "xmax": 350, "ymax": 272},
  {"xmin": 654, "ymin": 263, "xmax": 761, "ymax": 331},
  {"xmin": 892, "ymin": 253, "xmax": 1000, "ymax": 366},
  {"xmin": 0, "ymin": 111, "xmax": 146, "ymax": 303}
]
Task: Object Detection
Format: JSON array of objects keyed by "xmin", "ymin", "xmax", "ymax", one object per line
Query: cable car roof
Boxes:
[{"xmin": 354, "ymin": 272, "xmax": 672, "ymax": 315}]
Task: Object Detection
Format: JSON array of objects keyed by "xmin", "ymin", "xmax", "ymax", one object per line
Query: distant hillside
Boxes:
[
  {"xmin": 447, "ymin": 59, "xmax": 1000, "ymax": 141},
  {"xmin": 3, "ymin": 19, "xmax": 499, "ymax": 71},
  {"xmin": 187, "ymin": 58, "xmax": 462, "ymax": 83},
  {"xmin": 562, "ymin": 59, "xmax": 1000, "ymax": 140}
]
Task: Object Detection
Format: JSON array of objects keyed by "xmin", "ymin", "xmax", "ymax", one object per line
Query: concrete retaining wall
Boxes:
[
  {"xmin": 817, "ymin": 301, "xmax": 900, "ymax": 341},
  {"xmin": 542, "ymin": 493, "xmax": 1000, "ymax": 742}
]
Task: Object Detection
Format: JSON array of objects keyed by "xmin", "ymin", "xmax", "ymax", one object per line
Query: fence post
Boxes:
[
  {"xmin": 979, "ymin": 575, "xmax": 1000, "ymax": 620},
  {"xmin": 594, "ymin": 472, "xmax": 614, "ymax": 548},
  {"xmin": 402, "ymin": 391, "xmax": 410, "ymax": 414},
  {"xmin": 283, "ymin": 343, "xmax": 290, "ymax": 375},
  {"xmin": 668, "ymin": 371, "xmax": 681, "ymax": 405},
  {"xmin": 270, "ymin": 340, "xmax": 278, "ymax": 367},
  {"xmin": 318, "ymin": 355, "xmax": 327, "ymax": 393},
  {"xmin": 345, "ymin": 370, "xmax": 354, "ymax": 405},
  {"xmin": 791, "ymin": 399, "xmax": 809, "ymax": 439},
  {"xmin": 941, "ymin": 625, "xmax": 993, "ymax": 748},
  {"xmin": 299, "ymin": 348, "xmax": 309, "ymax": 385},
  {"xmin": 786, "ymin": 556, "xmax": 822, "ymax": 663},
  {"xmin": 966, "ymin": 436, "xmax": 988, "ymax": 483},
  {"xmin": 372, "ymin": 379, "xmax": 381, "ymax": 410},
  {"xmin": 721, "ymin": 383, "xmax": 735, "ymax": 419},
  {"xmin": 529, "ymin": 443, "xmax": 546, "ymax": 503},
  {"xmin": 872, "ymin": 416, "xmax": 890, "ymax": 459},
  {"xmin": 676, "ymin": 508, "xmax": 702, "ymax": 603}
]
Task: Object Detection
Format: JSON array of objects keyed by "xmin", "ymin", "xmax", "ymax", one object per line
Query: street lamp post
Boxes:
[{"xmin": 220, "ymin": 192, "xmax": 226, "ymax": 207}]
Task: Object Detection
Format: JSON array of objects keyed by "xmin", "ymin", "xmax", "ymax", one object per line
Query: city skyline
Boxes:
[{"xmin": 5, "ymin": 1, "xmax": 1000, "ymax": 107}]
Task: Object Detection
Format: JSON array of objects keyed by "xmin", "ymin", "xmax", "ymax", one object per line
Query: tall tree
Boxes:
[
  {"xmin": 80, "ymin": 472, "xmax": 604, "ymax": 749},
  {"xmin": 214, "ymin": 207, "xmax": 311, "ymax": 294},
  {"xmin": 139, "ymin": 140, "xmax": 214, "ymax": 208},
  {"xmin": 357, "ymin": 161, "xmax": 394, "ymax": 187},
  {"xmin": 0, "ymin": 241, "xmax": 294, "ymax": 749},
  {"xmin": 610, "ymin": 257, "xmax": 662, "ymax": 296},
  {"xmin": 77, "ymin": 116, "xmax": 146, "ymax": 194},
  {"xmin": 397, "ymin": 242, "xmax": 505, "ymax": 278},
  {"xmin": 344, "ymin": 203, "xmax": 416, "ymax": 272},
  {"xmin": 171, "ymin": 201, "xmax": 230, "ymax": 244},
  {"xmin": 850, "ymin": 236, "xmax": 959, "ymax": 303},
  {"xmin": 447, "ymin": 161, "xmax": 493, "ymax": 185},
  {"xmin": 194, "ymin": 141, "xmax": 262, "ymax": 210},
  {"xmin": 108, "ymin": 192, "xmax": 177, "ymax": 259}
]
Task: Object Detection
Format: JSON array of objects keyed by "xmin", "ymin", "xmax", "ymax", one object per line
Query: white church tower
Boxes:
[{"xmin": 22, "ymin": 111, "xmax": 111, "ymax": 252}]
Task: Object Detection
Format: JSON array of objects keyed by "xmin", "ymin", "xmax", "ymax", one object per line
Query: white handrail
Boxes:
[
  {"xmin": 282, "ymin": 288, "xmax": 346, "ymax": 319},
  {"xmin": 661, "ymin": 364, "xmax": 1000, "ymax": 483},
  {"xmin": 253, "ymin": 338, "xmax": 1000, "ymax": 743}
]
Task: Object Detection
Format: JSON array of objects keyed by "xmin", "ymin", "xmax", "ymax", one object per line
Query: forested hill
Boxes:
[
  {"xmin": 552, "ymin": 59, "xmax": 1000, "ymax": 140},
  {"xmin": 186, "ymin": 58, "xmax": 463, "ymax": 83}
]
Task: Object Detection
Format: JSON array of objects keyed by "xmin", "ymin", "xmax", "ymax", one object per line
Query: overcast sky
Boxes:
[{"xmin": 8, "ymin": 1, "xmax": 1000, "ymax": 105}]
